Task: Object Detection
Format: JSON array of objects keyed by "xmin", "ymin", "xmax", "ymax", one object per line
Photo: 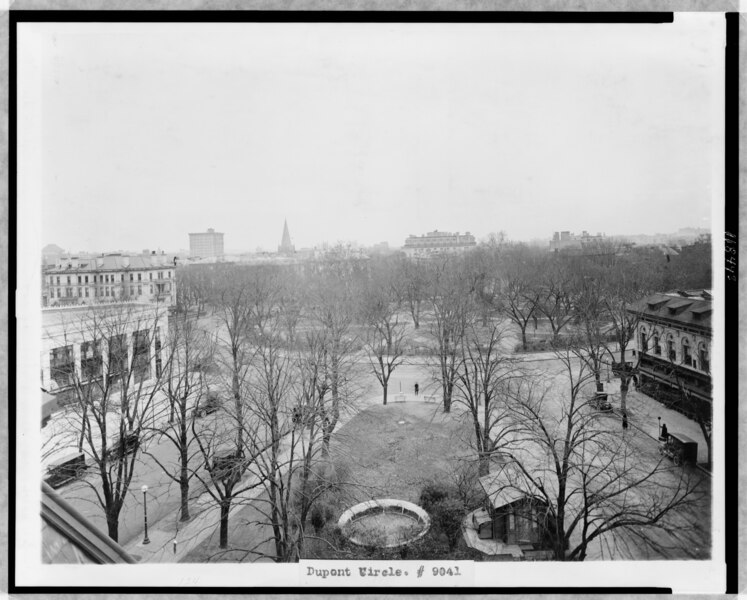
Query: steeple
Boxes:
[{"xmin": 278, "ymin": 219, "xmax": 295, "ymax": 254}]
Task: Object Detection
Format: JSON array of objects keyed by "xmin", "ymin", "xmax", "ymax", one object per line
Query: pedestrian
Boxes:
[
  {"xmin": 660, "ymin": 423, "xmax": 668, "ymax": 440},
  {"xmin": 622, "ymin": 414, "xmax": 629, "ymax": 430},
  {"xmin": 414, "ymin": 383, "xmax": 419, "ymax": 396}
]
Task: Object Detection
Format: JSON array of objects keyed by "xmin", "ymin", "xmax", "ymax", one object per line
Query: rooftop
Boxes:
[{"xmin": 628, "ymin": 291, "xmax": 712, "ymax": 330}]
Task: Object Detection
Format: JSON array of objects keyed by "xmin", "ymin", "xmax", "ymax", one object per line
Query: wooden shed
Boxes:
[{"xmin": 479, "ymin": 473, "xmax": 551, "ymax": 547}]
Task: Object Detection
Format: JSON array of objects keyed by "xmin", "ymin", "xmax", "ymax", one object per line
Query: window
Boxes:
[
  {"xmin": 85, "ymin": 287, "xmax": 89, "ymax": 297},
  {"xmin": 85, "ymin": 275, "xmax": 89, "ymax": 284},
  {"xmin": 699, "ymin": 343, "xmax": 709, "ymax": 373},
  {"xmin": 132, "ymin": 330, "xmax": 151, "ymax": 383},
  {"xmin": 150, "ymin": 284, "xmax": 153, "ymax": 294},
  {"xmin": 138, "ymin": 273, "xmax": 142, "ymax": 281},
  {"xmin": 56, "ymin": 276, "xmax": 60, "ymax": 285},
  {"xmin": 654, "ymin": 335, "xmax": 661, "ymax": 355},
  {"xmin": 50, "ymin": 345, "xmax": 75, "ymax": 388},
  {"xmin": 640, "ymin": 328, "xmax": 647, "ymax": 353},
  {"xmin": 667, "ymin": 336, "xmax": 676, "ymax": 362},
  {"xmin": 66, "ymin": 287, "xmax": 73, "ymax": 297},
  {"xmin": 682, "ymin": 338, "xmax": 692, "ymax": 367},
  {"xmin": 67, "ymin": 276, "xmax": 71, "ymax": 284},
  {"xmin": 77, "ymin": 276, "xmax": 82, "ymax": 284},
  {"xmin": 108, "ymin": 334, "xmax": 128, "ymax": 381},
  {"xmin": 138, "ymin": 285, "xmax": 142, "ymax": 296},
  {"xmin": 121, "ymin": 274, "xmax": 124, "ymax": 282},
  {"xmin": 129, "ymin": 273, "xmax": 134, "ymax": 282},
  {"xmin": 168, "ymin": 271, "xmax": 172, "ymax": 279},
  {"xmin": 149, "ymin": 272, "xmax": 153, "ymax": 281},
  {"xmin": 105, "ymin": 287, "xmax": 110, "ymax": 297},
  {"xmin": 81, "ymin": 341, "xmax": 103, "ymax": 380},
  {"xmin": 50, "ymin": 288, "xmax": 54, "ymax": 298}
]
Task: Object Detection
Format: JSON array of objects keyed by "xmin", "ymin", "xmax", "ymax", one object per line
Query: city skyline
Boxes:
[
  {"xmin": 42, "ymin": 221, "xmax": 711, "ymax": 257},
  {"xmin": 20, "ymin": 16, "xmax": 723, "ymax": 255}
]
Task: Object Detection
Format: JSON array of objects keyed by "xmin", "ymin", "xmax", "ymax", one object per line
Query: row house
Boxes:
[
  {"xmin": 627, "ymin": 290, "xmax": 712, "ymax": 405},
  {"xmin": 43, "ymin": 253, "xmax": 176, "ymax": 307}
]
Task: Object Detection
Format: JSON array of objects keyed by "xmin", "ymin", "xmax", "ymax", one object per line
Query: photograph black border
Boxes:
[{"xmin": 7, "ymin": 8, "xmax": 738, "ymax": 594}]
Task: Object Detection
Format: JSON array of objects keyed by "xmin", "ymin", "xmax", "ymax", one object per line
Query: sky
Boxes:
[{"xmin": 20, "ymin": 16, "xmax": 724, "ymax": 254}]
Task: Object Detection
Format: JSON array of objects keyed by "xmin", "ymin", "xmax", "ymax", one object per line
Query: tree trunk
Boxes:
[
  {"xmin": 442, "ymin": 383, "xmax": 452, "ymax": 413},
  {"xmin": 106, "ymin": 514, "xmax": 119, "ymax": 543},
  {"xmin": 382, "ymin": 385, "xmax": 388, "ymax": 406},
  {"xmin": 521, "ymin": 325, "xmax": 528, "ymax": 350},
  {"xmin": 219, "ymin": 499, "xmax": 231, "ymax": 548},
  {"xmin": 180, "ymin": 473, "xmax": 190, "ymax": 522},
  {"xmin": 478, "ymin": 453, "xmax": 490, "ymax": 477},
  {"xmin": 620, "ymin": 377, "xmax": 629, "ymax": 416}
]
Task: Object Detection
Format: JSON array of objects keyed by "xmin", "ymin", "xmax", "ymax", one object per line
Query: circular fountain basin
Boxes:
[{"xmin": 338, "ymin": 498, "xmax": 430, "ymax": 548}]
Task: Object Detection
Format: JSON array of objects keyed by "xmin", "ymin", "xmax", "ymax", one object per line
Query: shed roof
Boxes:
[{"xmin": 479, "ymin": 473, "xmax": 528, "ymax": 509}]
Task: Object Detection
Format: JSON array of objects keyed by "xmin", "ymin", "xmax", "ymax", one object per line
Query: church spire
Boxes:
[{"xmin": 278, "ymin": 219, "xmax": 295, "ymax": 254}]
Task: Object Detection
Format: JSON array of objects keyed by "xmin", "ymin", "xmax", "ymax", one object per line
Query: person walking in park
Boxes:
[
  {"xmin": 660, "ymin": 423, "xmax": 668, "ymax": 441},
  {"xmin": 414, "ymin": 383, "xmax": 419, "ymax": 396},
  {"xmin": 622, "ymin": 413, "xmax": 629, "ymax": 431}
]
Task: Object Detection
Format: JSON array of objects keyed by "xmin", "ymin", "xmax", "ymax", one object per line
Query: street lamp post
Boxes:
[
  {"xmin": 658, "ymin": 416, "xmax": 661, "ymax": 439},
  {"xmin": 141, "ymin": 485, "xmax": 150, "ymax": 545}
]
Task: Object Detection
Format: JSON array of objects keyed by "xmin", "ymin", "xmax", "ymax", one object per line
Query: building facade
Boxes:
[
  {"xmin": 628, "ymin": 290, "xmax": 712, "ymax": 405},
  {"xmin": 402, "ymin": 230, "xmax": 477, "ymax": 258},
  {"xmin": 549, "ymin": 230, "xmax": 605, "ymax": 252},
  {"xmin": 43, "ymin": 253, "xmax": 176, "ymax": 307},
  {"xmin": 41, "ymin": 302, "xmax": 169, "ymax": 410},
  {"xmin": 189, "ymin": 228, "xmax": 224, "ymax": 258}
]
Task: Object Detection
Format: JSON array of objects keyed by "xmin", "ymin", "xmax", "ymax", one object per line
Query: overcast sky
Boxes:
[{"xmin": 22, "ymin": 16, "xmax": 724, "ymax": 253}]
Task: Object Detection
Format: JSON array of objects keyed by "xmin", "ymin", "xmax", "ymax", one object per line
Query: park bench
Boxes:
[
  {"xmin": 394, "ymin": 394, "xmax": 406, "ymax": 403},
  {"xmin": 424, "ymin": 395, "xmax": 436, "ymax": 403}
]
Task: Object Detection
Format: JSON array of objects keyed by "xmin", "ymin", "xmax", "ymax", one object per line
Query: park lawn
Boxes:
[
  {"xmin": 182, "ymin": 401, "xmax": 477, "ymax": 563},
  {"xmin": 328, "ymin": 401, "xmax": 475, "ymax": 506}
]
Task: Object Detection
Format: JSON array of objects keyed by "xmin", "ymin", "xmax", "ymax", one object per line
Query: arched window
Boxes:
[
  {"xmin": 653, "ymin": 332, "xmax": 661, "ymax": 356},
  {"xmin": 667, "ymin": 335, "xmax": 676, "ymax": 362},
  {"xmin": 681, "ymin": 337, "xmax": 692, "ymax": 367},
  {"xmin": 640, "ymin": 328, "xmax": 648, "ymax": 353},
  {"xmin": 699, "ymin": 342, "xmax": 710, "ymax": 373}
]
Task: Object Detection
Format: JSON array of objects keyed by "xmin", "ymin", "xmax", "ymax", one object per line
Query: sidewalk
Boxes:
[
  {"xmin": 124, "ymin": 433, "xmax": 296, "ymax": 563},
  {"xmin": 601, "ymin": 378, "xmax": 710, "ymax": 467}
]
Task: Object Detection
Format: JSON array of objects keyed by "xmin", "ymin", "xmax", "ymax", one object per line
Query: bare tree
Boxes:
[
  {"xmin": 306, "ymin": 261, "xmax": 361, "ymax": 454},
  {"xmin": 47, "ymin": 302, "xmax": 170, "ymax": 542},
  {"xmin": 392, "ymin": 254, "xmax": 430, "ymax": 330},
  {"xmin": 499, "ymin": 246, "xmax": 541, "ymax": 351},
  {"xmin": 143, "ymin": 310, "xmax": 214, "ymax": 521},
  {"xmin": 240, "ymin": 328, "xmax": 338, "ymax": 562},
  {"xmin": 360, "ymin": 283, "xmax": 407, "ymax": 405},
  {"xmin": 453, "ymin": 322, "xmax": 519, "ymax": 476},
  {"xmin": 427, "ymin": 259, "xmax": 474, "ymax": 413},
  {"xmin": 490, "ymin": 346, "xmax": 705, "ymax": 560}
]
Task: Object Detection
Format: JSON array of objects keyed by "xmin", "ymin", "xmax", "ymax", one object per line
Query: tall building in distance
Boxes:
[
  {"xmin": 189, "ymin": 228, "xmax": 224, "ymax": 258},
  {"xmin": 402, "ymin": 230, "xmax": 476, "ymax": 258},
  {"xmin": 278, "ymin": 219, "xmax": 295, "ymax": 255}
]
